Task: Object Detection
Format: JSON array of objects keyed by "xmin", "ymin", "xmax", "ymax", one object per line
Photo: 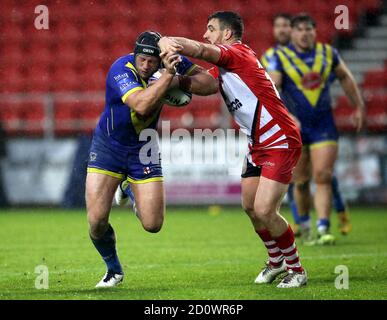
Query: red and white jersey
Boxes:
[{"xmin": 209, "ymin": 42, "xmax": 302, "ymax": 150}]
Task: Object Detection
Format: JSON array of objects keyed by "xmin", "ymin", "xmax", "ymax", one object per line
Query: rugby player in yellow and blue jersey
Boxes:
[
  {"xmin": 86, "ymin": 31, "xmax": 218, "ymax": 287},
  {"xmin": 266, "ymin": 14, "xmax": 364, "ymax": 244},
  {"xmin": 261, "ymin": 14, "xmax": 354, "ymax": 239},
  {"xmin": 260, "ymin": 13, "xmax": 293, "ymax": 68}
]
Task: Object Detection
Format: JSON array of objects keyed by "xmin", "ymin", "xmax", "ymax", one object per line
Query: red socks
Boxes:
[{"xmin": 256, "ymin": 225, "xmax": 304, "ymax": 273}]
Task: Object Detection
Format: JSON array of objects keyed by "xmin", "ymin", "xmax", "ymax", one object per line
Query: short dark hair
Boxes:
[
  {"xmin": 208, "ymin": 11, "xmax": 244, "ymax": 40},
  {"xmin": 273, "ymin": 13, "xmax": 292, "ymax": 25},
  {"xmin": 291, "ymin": 13, "xmax": 316, "ymax": 28}
]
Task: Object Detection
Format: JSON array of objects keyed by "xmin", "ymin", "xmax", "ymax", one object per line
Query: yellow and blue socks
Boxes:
[
  {"xmin": 317, "ymin": 218, "xmax": 330, "ymax": 236},
  {"xmin": 332, "ymin": 175, "xmax": 346, "ymax": 213},
  {"xmin": 287, "ymin": 184, "xmax": 301, "ymax": 225},
  {"xmin": 90, "ymin": 224, "xmax": 123, "ymax": 275}
]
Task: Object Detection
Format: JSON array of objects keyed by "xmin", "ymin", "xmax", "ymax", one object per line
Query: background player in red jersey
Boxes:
[{"xmin": 159, "ymin": 11, "xmax": 307, "ymax": 288}]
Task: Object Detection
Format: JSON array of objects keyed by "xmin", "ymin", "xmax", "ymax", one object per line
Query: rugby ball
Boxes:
[{"xmin": 151, "ymin": 71, "xmax": 192, "ymax": 107}]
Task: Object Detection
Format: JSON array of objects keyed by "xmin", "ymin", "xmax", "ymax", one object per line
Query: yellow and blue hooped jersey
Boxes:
[
  {"xmin": 95, "ymin": 53, "xmax": 196, "ymax": 147},
  {"xmin": 266, "ymin": 43, "xmax": 340, "ymax": 126}
]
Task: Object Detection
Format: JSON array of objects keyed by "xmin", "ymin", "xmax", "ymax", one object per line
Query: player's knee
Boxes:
[
  {"xmin": 241, "ymin": 201, "xmax": 255, "ymax": 218},
  {"xmin": 142, "ymin": 222, "xmax": 163, "ymax": 233},
  {"xmin": 88, "ymin": 217, "xmax": 109, "ymax": 239},
  {"xmin": 141, "ymin": 217, "xmax": 164, "ymax": 233},
  {"xmin": 295, "ymin": 180, "xmax": 310, "ymax": 192},
  {"xmin": 253, "ymin": 203, "xmax": 274, "ymax": 221},
  {"xmin": 314, "ymin": 169, "xmax": 332, "ymax": 184}
]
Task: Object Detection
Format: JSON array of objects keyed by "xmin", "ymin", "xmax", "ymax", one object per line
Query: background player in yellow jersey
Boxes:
[
  {"xmin": 261, "ymin": 13, "xmax": 353, "ymax": 239},
  {"xmin": 261, "ymin": 13, "xmax": 293, "ymax": 68},
  {"xmin": 266, "ymin": 14, "xmax": 364, "ymax": 244}
]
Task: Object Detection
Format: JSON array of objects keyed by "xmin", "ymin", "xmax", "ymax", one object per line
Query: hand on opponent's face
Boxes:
[{"xmin": 158, "ymin": 37, "xmax": 182, "ymax": 55}]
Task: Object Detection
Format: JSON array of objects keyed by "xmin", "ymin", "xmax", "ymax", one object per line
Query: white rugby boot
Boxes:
[
  {"xmin": 255, "ymin": 260, "xmax": 287, "ymax": 284},
  {"xmin": 115, "ymin": 180, "xmax": 140, "ymax": 218},
  {"xmin": 95, "ymin": 272, "xmax": 124, "ymax": 288},
  {"xmin": 277, "ymin": 269, "xmax": 307, "ymax": 288},
  {"xmin": 114, "ymin": 180, "xmax": 132, "ymax": 207}
]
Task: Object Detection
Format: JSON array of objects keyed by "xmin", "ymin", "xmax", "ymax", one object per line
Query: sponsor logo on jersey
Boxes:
[
  {"xmin": 114, "ymin": 73, "xmax": 129, "ymax": 82},
  {"xmin": 226, "ymin": 98, "xmax": 243, "ymax": 113},
  {"xmin": 302, "ymin": 72, "xmax": 322, "ymax": 90},
  {"xmin": 119, "ymin": 79, "xmax": 138, "ymax": 92},
  {"xmin": 120, "ymin": 82, "xmax": 130, "ymax": 90}
]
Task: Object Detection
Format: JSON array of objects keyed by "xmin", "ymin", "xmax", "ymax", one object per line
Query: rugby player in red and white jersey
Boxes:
[{"xmin": 159, "ymin": 11, "xmax": 307, "ymax": 288}]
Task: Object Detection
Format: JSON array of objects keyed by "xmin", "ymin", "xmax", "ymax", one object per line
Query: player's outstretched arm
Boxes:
[
  {"xmin": 335, "ymin": 59, "xmax": 365, "ymax": 132},
  {"xmin": 178, "ymin": 66, "xmax": 219, "ymax": 96},
  {"xmin": 159, "ymin": 37, "xmax": 221, "ymax": 64},
  {"xmin": 124, "ymin": 53, "xmax": 179, "ymax": 117}
]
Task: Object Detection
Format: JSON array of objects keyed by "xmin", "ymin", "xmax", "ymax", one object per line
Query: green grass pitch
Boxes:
[{"xmin": 0, "ymin": 206, "xmax": 386, "ymax": 300}]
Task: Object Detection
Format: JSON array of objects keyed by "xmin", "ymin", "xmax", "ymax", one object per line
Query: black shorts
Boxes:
[{"xmin": 241, "ymin": 156, "xmax": 262, "ymax": 178}]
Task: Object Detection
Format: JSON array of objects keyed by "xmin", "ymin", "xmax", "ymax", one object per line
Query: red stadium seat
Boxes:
[
  {"xmin": 106, "ymin": 20, "xmax": 132, "ymax": 42},
  {"xmin": 80, "ymin": 65, "xmax": 106, "ymax": 91},
  {"xmin": 27, "ymin": 44, "xmax": 53, "ymax": 66},
  {"xmin": 309, "ymin": 2, "xmax": 332, "ymax": 16},
  {"xmin": 54, "ymin": 100, "xmax": 104, "ymax": 136},
  {"xmin": 53, "ymin": 20, "xmax": 82, "ymax": 42},
  {"xmin": 317, "ymin": 23, "xmax": 335, "ymax": 43},
  {"xmin": 78, "ymin": 2, "xmax": 108, "ymax": 20},
  {"xmin": 362, "ymin": 70, "xmax": 387, "ymax": 89},
  {"xmin": 366, "ymin": 94, "xmax": 387, "ymax": 132},
  {"xmin": 159, "ymin": 106, "xmax": 194, "ymax": 131},
  {"xmin": 0, "ymin": 43, "xmax": 25, "ymax": 65},
  {"xmin": 361, "ymin": 0, "xmax": 383, "ymax": 13},
  {"xmin": 191, "ymin": 111, "xmax": 222, "ymax": 130},
  {"xmin": 77, "ymin": 101, "xmax": 104, "ymax": 134},
  {"xmin": 334, "ymin": 92, "xmax": 387, "ymax": 133},
  {"xmin": 54, "ymin": 101, "xmax": 79, "ymax": 136},
  {"xmin": 110, "ymin": 42, "xmax": 131, "ymax": 61},
  {"xmin": 249, "ymin": 0, "xmax": 272, "ymax": 18},
  {"xmin": 52, "ymin": 45, "xmax": 81, "ymax": 67},
  {"xmin": 24, "ymin": 23, "xmax": 53, "ymax": 44},
  {"xmin": 25, "ymin": 65, "xmax": 52, "ymax": 92},
  {"xmin": 0, "ymin": 102, "xmax": 21, "ymax": 135},
  {"xmin": 277, "ymin": 2, "xmax": 302, "ymax": 15},
  {"xmin": 49, "ymin": 3, "xmax": 84, "ymax": 22},
  {"xmin": 1, "ymin": 67, "xmax": 26, "ymax": 93},
  {"xmin": 21, "ymin": 102, "xmax": 45, "ymax": 135},
  {"xmin": 1, "ymin": 24, "xmax": 24, "ymax": 43},
  {"xmin": 333, "ymin": 96, "xmax": 357, "ymax": 133},
  {"xmin": 81, "ymin": 41, "xmax": 109, "ymax": 66},
  {"xmin": 0, "ymin": 101, "xmax": 45, "ymax": 136},
  {"xmin": 83, "ymin": 21, "xmax": 109, "ymax": 41},
  {"xmin": 51, "ymin": 67, "xmax": 82, "ymax": 92},
  {"xmin": 189, "ymin": 96, "xmax": 222, "ymax": 130},
  {"xmin": 165, "ymin": 1, "xmax": 190, "ymax": 17},
  {"xmin": 0, "ymin": 1, "xmax": 15, "ymax": 14}
]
